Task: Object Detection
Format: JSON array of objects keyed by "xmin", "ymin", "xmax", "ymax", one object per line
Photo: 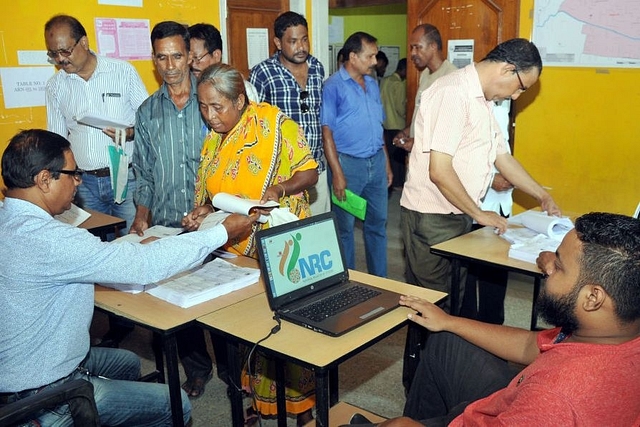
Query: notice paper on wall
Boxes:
[{"xmin": 0, "ymin": 67, "xmax": 55, "ymax": 108}]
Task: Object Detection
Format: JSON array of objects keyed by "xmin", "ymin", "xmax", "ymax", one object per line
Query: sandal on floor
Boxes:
[
  {"xmin": 244, "ymin": 406, "xmax": 259, "ymax": 427},
  {"xmin": 181, "ymin": 373, "xmax": 213, "ymax": 399}
]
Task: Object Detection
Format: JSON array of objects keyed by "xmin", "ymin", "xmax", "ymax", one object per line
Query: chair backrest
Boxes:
[{"xmin": 0, "ymin": 379, "xmax": 100, "ymax": 426}]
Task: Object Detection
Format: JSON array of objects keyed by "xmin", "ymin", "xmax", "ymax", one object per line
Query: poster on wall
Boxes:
[
  {"xmin": 246, "ymin": 28, "xmax": 269, "ymax": 70},
  {"xmin": 448, "ymin": 39, "xmax": 474, "ymax": 69},
  {"xmin": 98, "ymin": 0, "xmax": 143, "ymax": 7},
  {"xmin": 95, "ymin": 18, "xmax": 152, "ymax": 61},
  {"xmin": 0, "ymin": 67, "xmax": 55, "ymax": 109},
  {"xmin": 533, "ymin": 0, "xmax": 640, "ymax": 68}
]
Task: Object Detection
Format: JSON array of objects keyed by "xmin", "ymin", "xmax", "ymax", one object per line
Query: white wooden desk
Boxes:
[
  {"xmin": 431, "ymin": 226, "xmax": 544, "ymax": 329},
  {"xmin": 94, "ymin": 256, "xmax": 263, "ymax": 427},
  {"xmin": 197, "ymin": 270, "xmax": 446, "ymax": 427}
]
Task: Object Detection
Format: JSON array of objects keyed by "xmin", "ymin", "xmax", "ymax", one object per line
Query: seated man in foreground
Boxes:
[
  {"xmin": 0, "ymin": 129, "xmax": 258, "ymax": 426},
  {"xmin": 375, "ymin": 212, "xmax": 640, "ymax": 426}
]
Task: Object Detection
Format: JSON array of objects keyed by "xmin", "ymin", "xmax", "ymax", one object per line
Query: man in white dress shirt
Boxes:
[{"xmin": 44, "ymin": 14, "xmax": 148, "ymax": 237}]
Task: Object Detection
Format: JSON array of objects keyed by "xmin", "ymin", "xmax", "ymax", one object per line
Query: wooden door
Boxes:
[
  {"xmin": 406, "ymin": 0, "xmax": 520, "ymax": 129},
  {"xmin": 226, "ymin": 0, "xmax": 289, "ymax": 79}
]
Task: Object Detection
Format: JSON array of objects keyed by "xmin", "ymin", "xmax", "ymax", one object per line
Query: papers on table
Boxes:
[
  {"xmin": 76, "ymin": 113, "xmax": 131, "ymax": 130},
  {"xmin": 114, "ymin": 225, "xmax": 183, "ymax": 243},
  {"xmin": 145, "ymin": 258, "xmax": 260, "ymax": 308},
  {"xmin": 502, "ymin": 211, "xmax": 574, "ymax": 264},
  {"xmin": 54, "ymin": 203, "xmax": 91, "ymax": 226}
]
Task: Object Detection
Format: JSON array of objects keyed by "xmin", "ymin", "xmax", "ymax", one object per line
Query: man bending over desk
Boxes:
[
  {"xmin": 346, "ymin": 212, "xmax": 640, "ymax": 426},
  {"xmin": 0, "ymin": 129, "xmax": 258, "ymax": 426}
]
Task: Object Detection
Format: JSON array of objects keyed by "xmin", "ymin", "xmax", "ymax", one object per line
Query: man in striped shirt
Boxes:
[
  {"xmin": 44, "ymin": 15, "xmax": 148, "ymax": 236},
  {"xmin": 131, "ymin": 21, "xmax": 207, "ymax": 234},
  {"xmin": 400, "ymin": 39, "xmax": 561, "ymax": 314}
]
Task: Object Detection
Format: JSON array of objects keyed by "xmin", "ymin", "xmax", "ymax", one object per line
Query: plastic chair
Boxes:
[{"xmin": 0, "ymin": 379, "xmax": 100, "ymax": 426}]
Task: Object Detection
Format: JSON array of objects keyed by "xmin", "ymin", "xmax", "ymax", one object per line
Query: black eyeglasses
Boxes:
[
  {"xmin": 507, "ymin": 62, "xmax": 527, "ymax": 92},
  {"xmin": 193, "ymin": 51, "xmax": 211, "ymax": 64},
  {"xmin": 300, "ymin": 90, "xmax": 309, "ymax": 113},
  {"xmin": 46, "ymin": 39, "xmax": 80, "ymax": 59},
  {"xmin": 53, "ymin": 168, "xmax": 84, "ymax": 181}
]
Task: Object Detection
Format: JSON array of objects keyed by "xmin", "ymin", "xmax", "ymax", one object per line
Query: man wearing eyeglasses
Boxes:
[
  {"xmin": 44, "ymin": 15, "xmax": 148, "ymax": 238},
  {"xmin": 0, "ymin": 129, "xmax": 259, "ymax": 427},
  {"xmin": 188, "ymin": 23, "xmax": 259, "ymax": 101},
  {"xmin": 400, "ymin": 38, "xmax": 560, "ymax": 315},
  {"xmin": 249, "ymin": 11, "xmax": 328, "ymax": 214}
]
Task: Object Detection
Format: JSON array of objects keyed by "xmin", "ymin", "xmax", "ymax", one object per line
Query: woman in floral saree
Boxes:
[{"xmin": 183, "ymin": 63, "xmax": 318, "ymax": 426}]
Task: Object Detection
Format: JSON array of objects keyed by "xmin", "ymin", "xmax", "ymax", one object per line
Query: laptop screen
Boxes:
[{"xmin": 256, "ymin": 213, "xmax": 348, "ymax": 309}]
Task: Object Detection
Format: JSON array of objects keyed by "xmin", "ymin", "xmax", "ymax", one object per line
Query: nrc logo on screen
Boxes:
[
  {"xmin": 298, "ymin": 250, "xmax": 333, "ymax": 279},
  {"xmin": 278, "ymin": 232, "xmax": 334, "ymax": 283}
]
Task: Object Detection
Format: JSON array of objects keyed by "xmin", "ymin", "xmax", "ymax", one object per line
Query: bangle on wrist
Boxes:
[{"xmin": 277, "ymin": 183, "xmax": 286, "ymax": 198}]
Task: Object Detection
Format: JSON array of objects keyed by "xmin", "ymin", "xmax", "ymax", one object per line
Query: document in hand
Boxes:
[
  {"xmin": 502, "ymin": 210, "xmax": 575, "ymax": 264},
  {"xmin": 145, "ymin": 258, "xmax": 260, "ymax": 308},
  {"xmin": 212, "ymin": 193, "xmax": 279, "ymax": 223},
  {"xmin": 76, "ymin": 114, "xmax": 131, "ymax": 130}
]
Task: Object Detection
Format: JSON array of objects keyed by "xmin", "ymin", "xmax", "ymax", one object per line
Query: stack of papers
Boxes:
[
  {"xmin": 145, "ymin": 258, "xmax": 260, "ymax": 308},
  {"xmin": 502, "ymin": 211, "xmax": 574, "ymax": 264}
]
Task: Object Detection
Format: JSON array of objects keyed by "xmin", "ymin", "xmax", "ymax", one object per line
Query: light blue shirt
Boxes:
[
  {"xmin": 0, "ymin": 197, "xmax": 228, "ymax": 392},
  {"xmin": 320, "ymin": 66, "xmax": 384, "ymax": 158}
]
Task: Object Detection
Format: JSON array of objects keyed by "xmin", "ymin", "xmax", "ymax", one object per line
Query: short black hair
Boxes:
[
  {"xmin": 482, "ymin": 38, "xmax": 543, "ymax": 74},
  {"xmin": 44, "ymin": 15, "xmax": 87, "ymax": 42},
  {"xmin": 151, "ymin": 21, "xmax": 190, "ymax": 53},
  {"xmin": 188, "ymin": 23, "xmax": 223, "ymax": 53},
  {"xmin": 575, "ymin": 212, "xmax": 640, "ymax": 323},
  {"xmin": 413, "ymin": 24, "xmax": 442, "ymax": 51},
  {"xmin": 2, "ymin": 129, "xmax": 70, "ymax": 189},
  {"xmin": 274, "ymin": 12, "xmax": 308, "ymax": 39},
  {"xmin": 396, "ymin": 58, "xmax": 407, "ymax": 73},
  {"xmin": 343, "ymin": 32, "xmax": 377, "ymax": 57},
  {"xmin": 376, "ymin": 50, "xmax": 389, "ymax": 66}
]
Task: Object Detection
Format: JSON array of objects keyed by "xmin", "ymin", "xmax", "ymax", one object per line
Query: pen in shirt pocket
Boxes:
[{"xmin": 101, "ymin": 93, "xmax": 122, "ymax": 102}]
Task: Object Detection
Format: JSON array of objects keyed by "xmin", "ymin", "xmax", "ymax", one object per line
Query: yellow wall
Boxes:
[
  {"xmin": 514, "ymin": 0, "xmax": 640, "ymax": 216},
  {"xmin": 0, "ymin": 0, "xmax": 222, "ymax": 192},
  {"xmin": 330, "ymin": 4, "xmax": 408, "ymax": 58}
]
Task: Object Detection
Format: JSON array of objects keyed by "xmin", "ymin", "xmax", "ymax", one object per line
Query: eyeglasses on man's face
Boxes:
[
  {"xmin": 300, "ymin": 90, "xmax": 309, "ymax": 113},
  {"xmin": 46, "ymin": 38, "xmax": 81, "ymax": 59},
  {"xmin": 507, "ymin": 62, "xmax": 527, "ymax": 92},
  {"xmin": 193, "ymin": 51, "xmax": 212, "ymax": 64},
  {"xmin": 53, "ymin": 168, "xmax": 85, "ymax": 181}
]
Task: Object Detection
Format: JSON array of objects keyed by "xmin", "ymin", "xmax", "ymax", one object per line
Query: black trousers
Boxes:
[{"xmin": 404, "ymin": 332, "xmax": 519, "ymax": 424}]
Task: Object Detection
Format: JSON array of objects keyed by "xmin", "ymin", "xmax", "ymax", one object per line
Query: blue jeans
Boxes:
[
  {"xmin": 329, "ymin": 150, "xmax": 388, "ymax": 277},
  {"xmin": 75, "ymin": 168, "xmax": 136, "ymax": 239},
  {"xmin": 31, "ymin": 347, "xmax": 191, "ymax": 427}
]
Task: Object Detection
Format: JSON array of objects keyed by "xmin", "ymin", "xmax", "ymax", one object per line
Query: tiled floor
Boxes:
[{"xmin": 91, "ymin": 189, "xmax": 544, "ymax": 426}]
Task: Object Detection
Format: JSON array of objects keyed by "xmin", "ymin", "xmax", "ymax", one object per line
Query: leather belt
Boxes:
[{"xmin": 85, "ymin": 163, "xmax": 132, "ymax": 178}]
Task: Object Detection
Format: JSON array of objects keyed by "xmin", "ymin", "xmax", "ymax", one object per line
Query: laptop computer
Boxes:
[{"xmin": 255, "ymin": 212, "xmax": 401, "ymax": 337}]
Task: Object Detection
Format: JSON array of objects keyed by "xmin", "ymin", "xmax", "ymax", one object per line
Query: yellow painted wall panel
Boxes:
[
  {"xmin": 0, "ymin": 0, "xmax": 221, "ymax": 191},
  {"xmin": 514, "ymin": 0, "xmax": 640, "ymax": 216}
]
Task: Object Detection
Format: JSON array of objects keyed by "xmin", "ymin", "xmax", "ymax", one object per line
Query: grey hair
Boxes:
[{"xmin": 197, "ymin": 63, "xmax": 247, "ymax": 106}]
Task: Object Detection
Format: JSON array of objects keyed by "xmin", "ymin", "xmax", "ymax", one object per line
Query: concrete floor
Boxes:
[{"xmin": 90, "ymin": 189, "xmax": 544, "ymax": 426}]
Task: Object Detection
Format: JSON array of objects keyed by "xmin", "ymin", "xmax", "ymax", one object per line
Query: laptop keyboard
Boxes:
[{"xmin": 293, "ymin": 285, "xmax": 381, "ymax": 323}]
